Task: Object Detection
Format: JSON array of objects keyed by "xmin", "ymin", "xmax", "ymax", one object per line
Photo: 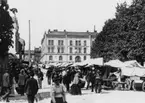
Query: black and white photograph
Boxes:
[{"xmin": 1, "ymin": 0, "xmax": 145, "ymax": 103}]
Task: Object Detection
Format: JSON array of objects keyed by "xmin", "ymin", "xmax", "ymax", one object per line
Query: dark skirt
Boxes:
[
  {"xmin": 51, "ymin": 97, "xmax": 63, "ymax": 103},
  {"xmin": 16, "ymin": 85, "xmax": 25, "ymax": 95},
  {"xmin": 70, "ymin": 84, "xmax": 81, "ymax": 95},
  {"xmin": 78, "ymin": 80, "xmax": 86, "ymax": 88}
]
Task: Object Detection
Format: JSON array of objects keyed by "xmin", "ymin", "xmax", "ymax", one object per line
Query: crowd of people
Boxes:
[
  {"xmin": 46, "ymin": 65, "xmax": 103, "ymax": 96},
  {"xmin": 0, "ymin": 64, "xmax": 44, "ymax": 103},
  {"xmin": 0, "ymin": 63, "xmax": 114, "ymax": 103}
]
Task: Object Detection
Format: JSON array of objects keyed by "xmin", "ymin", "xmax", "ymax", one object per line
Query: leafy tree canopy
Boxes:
[
  {"xmin": 91, "ymin": 0, "xmax": 145, "ymax": 65},
  {"xmin": 0, "ymin": 6, "xmax": 14, "ymax": 58}
]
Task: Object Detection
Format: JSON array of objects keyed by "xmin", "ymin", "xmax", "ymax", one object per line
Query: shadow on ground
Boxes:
[{"xmin": 9, "ymin": 92, "xmax": 50, "ymax": 101}]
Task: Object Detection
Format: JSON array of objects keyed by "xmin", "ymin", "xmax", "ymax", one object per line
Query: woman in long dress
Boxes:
[
  {"xmin": 71, "ymin": 73, "xmax": 82, "ymax": 95},
  {"xmin": 50, "ymin": 75, "xmax": 67, "ymax": 103}
]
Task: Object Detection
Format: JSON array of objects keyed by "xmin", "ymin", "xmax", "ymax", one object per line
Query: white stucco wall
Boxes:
[{"xmin": 40, "ymin": 32, "xmax": 94, "ymax": 64}]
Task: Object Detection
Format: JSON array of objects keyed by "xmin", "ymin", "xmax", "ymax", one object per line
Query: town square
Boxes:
[{"xmin": 1, "ymin": 0, "xmax": 145, "ymax": 103}]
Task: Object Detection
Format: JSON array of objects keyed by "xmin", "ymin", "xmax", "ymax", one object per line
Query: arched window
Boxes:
[
  {"xmin": 84, "ymin": 40, "xmax": 87, "ymax": 46},
  {"xmin": 48, "ymin": 47, "xmax": 50, "ymax": 53},
  {"xmin": 59, "ymin": 56, "xmax": 63, "ymax": 61},
  {"xmin": 79, "ymin": 40, "xmax": 81, "ymax": 46},
  {"xmin": 49, "ymin": 56, "xmax": 53, "ymax": 60},
  {"xmin": 75, "ymin": 56, "xmax": 81, "ymax": 62},
  {"xmin": 70, "ymin": 47, "xmax": 73, "ymax": 53},
  {"xmin": 70, "ymin": 40, "xmax": 73, "ymax": 46},
  {"xmin": 70, "ymin": 56, "xmax": 72, "ymax": 60},
  {"xmin": 79, "ymin": 48, "xmax": 81, "ymax": 53},
  {"xmin": 84, "ymin": 48, "xmax": 87, "ymax": 53},
  {"xmin": 75, "ymin": 40, "xmax": 78, "ymax": 46},
  {"xmin": 84, "ymin": 56, "xmax": 86, "ymax": 60},
  {"xmin": 58, "ymin": 47, "xmax": 60, "ymax": 53}
]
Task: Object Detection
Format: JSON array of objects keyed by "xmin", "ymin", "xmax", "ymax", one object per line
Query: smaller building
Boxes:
[
  {"xmin": 34, "ymin": 47, "xmax": 41, "ymax": 64},
  {"xmin": 24, "ymin": 47, "xmax": 41, "ymax": 64},
  {"xmin": 24, "ymin": 50, "xmax": 34, "ymax": 62}
]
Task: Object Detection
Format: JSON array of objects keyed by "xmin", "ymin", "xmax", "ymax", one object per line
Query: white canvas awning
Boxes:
[
  {"xmin": 72, "ymin": 58, "xmax": 103, "ymax": 66},
  {"xmin": 121, "ymin": 66, "xmax": 145, "ymax": 77},
  {"xmin": 124, "ymin": 60, "xmax": 143, "ymax": 68},
  {"xmin": 87, "ymin": 58, "xmax": 103, "ymax": 66},
  {"xmin": 104, "ymin": 59, "xmax": 125, "ymax": 68}
]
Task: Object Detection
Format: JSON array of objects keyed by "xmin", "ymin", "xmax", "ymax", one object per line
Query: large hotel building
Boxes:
[{"xmin": 40, "ymin": 29, "xmax": 97, "ymax": 64}]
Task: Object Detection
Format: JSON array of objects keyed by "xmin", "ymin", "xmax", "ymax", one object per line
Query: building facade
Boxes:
[
  {"xmin": 24, "ymin": 47, "xmax": 41, "ymax": 63},
  {"xmin": 24, "ymin": 50, "xmax": 34, "ymax": 62},
  {"xmin": 34, "ymin": 47, "xmax": 41, "ymax": 63},
  {"xmin": 40, "ymin": 30, "xmax": 97, "ymax": 64}
]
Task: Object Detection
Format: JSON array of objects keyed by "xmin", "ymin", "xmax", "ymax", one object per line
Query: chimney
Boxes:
[{"xmin": 94, "ymin": 25, "xmax": 97, "ymax": 32}]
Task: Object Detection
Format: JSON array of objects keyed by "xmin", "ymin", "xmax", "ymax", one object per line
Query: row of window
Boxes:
[
  {"xmin": 48, "ymin": 47, "xmax": 64, "ymax": 53},
  {"xmin": 48, "ymin": 40, "xmax": 54, "ymax": 45},
  {"xmin": 70, "ymin": 47, "xmax": 87, "ymax": 53},
  {"xmin": 48, "ymin": 40, "xmax": 87, "ymax": 46},
  {"xmin": 71, "ymin": 40, "xmax": 86, "ymax": 46},
  {"xmin": 48, "ymin": 56, "xmax": 87, "ymax": 61},
  {"xmin": 48, "ymin": 47, "xmax": 87, "ymax": 54},
  {"xmin": 48, "ymin": 40, "xmax": 63, "ymax": 45},
  {"xmin": 48, "ymin": 47, "xmax": 54, "ymax": 53},
  {"xmin": 49, "ymin": 55, "xmax": 63, "ymax": 61},
  {"xmin": 58, "ymin": 47, "xmax": 64, "ymax": 53}
]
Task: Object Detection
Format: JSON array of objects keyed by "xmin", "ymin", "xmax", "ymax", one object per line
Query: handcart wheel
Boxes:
[
  {"xmin": 124, "ymin": 79, "xmax": 131, "ymax": 90},
  {"xmin": 132, "ymin": 81, "xmax": 136, "ymax": 91},
  {"xmin": 142, "ymin": 81, "xmax": 145, "ymax": 92}
]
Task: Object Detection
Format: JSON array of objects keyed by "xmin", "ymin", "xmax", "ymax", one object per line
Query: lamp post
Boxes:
[{"xmin": 28, "ymin": 20, "xmax": 31, "ymax": 65}]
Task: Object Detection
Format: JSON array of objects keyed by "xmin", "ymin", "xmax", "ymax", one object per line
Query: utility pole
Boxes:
[
  {"xmin": 28, "ymin": 20, "xmax": 31, "ymax": 65},
  {"xmin": 94, "ymin": 25, "xmax": 96, "ymax": 32}
]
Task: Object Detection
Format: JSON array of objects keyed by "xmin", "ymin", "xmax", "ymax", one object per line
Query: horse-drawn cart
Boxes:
[{"xmin": 103, "ymin": 60, "xmax": 145, "ymax": 91}]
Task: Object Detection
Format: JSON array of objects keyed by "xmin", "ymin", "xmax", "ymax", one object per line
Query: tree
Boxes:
[
  {"xmin": 91, "ymin": 0, "xmax": 145, "ymax": 65},
  {"xmin": 0, "ymin": 4, "xmax": 14, "ymax": 58}
]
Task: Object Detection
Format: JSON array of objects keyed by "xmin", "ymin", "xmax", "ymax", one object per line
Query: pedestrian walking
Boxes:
[
  {"xmin": 46, "ymin": 68, "xmax": 52, "ymax": 85},
  {"xmin": 62, "ymin": 70, "xmax": 71, "ymax": 92},
  {"xmin": 37, "ymin": 68, "xmax": 43, "ymax": 89},
  {"xmin": 1, "ymin": 69, "xmax": 10, "ymax": 102},
  {"xmin": 70, "ymin": 73, "xmax": 82, "ymax": 95},
  {"xmin": 94, "ymin": 70, "xmax": 102, "ymax": 93},
  {"xmin": 50, "ymin": 75, "xmax": 67, "ymax": 103},
  {"xmin": 18, "ymin": 69, "xmax": 26, "ymax": 95},
  {"xmin": 24, "ymin": 71, "xmax": 39, "ymax": 103}
]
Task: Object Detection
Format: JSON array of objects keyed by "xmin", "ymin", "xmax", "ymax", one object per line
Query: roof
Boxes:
[{"xmin": 46, "ymin": 30, "xmax": 97, "ymax": 38}]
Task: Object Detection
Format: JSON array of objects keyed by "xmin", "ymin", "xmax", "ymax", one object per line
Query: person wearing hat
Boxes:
[
  {"xmin": 37, "ymin": 68, "xmax": 44, "ymax": 89},
  {"xmin": 50, "ymin": 75, "xmax": 67, "ymax": 103},
  {"xmin": 24, "ymin": 71, "xmax": 39, "ymax": 103},
  {"xmin": 94, "ymin": 69, "xmax": 102, "ymax": 93}
]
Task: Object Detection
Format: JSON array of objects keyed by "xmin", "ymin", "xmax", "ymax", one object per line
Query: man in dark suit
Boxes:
[{"xmin": 24, "ymin": 71, "xmax": 39, "ymax": 103}]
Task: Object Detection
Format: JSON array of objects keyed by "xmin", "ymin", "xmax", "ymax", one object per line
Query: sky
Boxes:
[{"xmin": 8, "ymin": 0, "xmax": 132, "ymax": 53}]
